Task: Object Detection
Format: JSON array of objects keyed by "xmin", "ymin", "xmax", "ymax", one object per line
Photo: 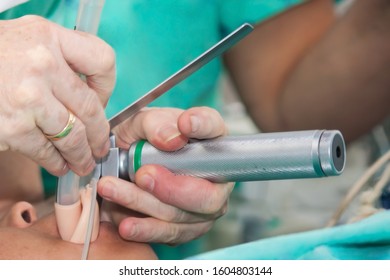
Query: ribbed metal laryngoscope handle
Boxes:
[{"xmin": 118, "ymin": 130, "xmax": 346, "ymax": 183}]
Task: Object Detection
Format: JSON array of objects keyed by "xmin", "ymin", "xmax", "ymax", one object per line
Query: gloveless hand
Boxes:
[
  {"xmin": 0, "ymin": 15, "xmax": 116, "ymax": 176},
  {"xmin": 98, "ymin": 107, "xmax": 234, "ymax": 244}
]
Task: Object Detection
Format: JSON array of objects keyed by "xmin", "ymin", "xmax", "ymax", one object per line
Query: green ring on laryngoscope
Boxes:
[{"xmin": 133, "ymin": 139, "xmax": 146, "ymax": 173}]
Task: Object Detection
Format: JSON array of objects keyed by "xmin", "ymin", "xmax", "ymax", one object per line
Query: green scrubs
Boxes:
[
  {"xmin": 189, "ymin": 211, "xmax": 390, "ymax": 260},
  {"xmin": 1, "ymin": 0, "xmax": 302, "ymax": 259}
]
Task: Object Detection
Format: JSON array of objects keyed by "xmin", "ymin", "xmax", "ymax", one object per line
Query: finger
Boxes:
[
  {"xmin": 113, "ymin": 108, "xmax": 188, "ymax": 150},
  {"xmin": 23, "ymin": 83, "xmax": 97, "ymax": 176},
  {"xmin": 135, "ymin": 165, "xmax": 234, "ymax": 215},
  {"xmin": 13, "ymin": 18, "xmax": 111, "ymax": 161},
  {"xmin": 54, "ymin": 24, "xmax": 116, "ymax": 105},
  {"xmin": 98, "ymin": 176, "xmax": 212, "ymax": 223},
  {"xmin": 10, "ymin": 126, "xmax": 68, "ymax": 176},
  {"xmin": 8, "ymin": 80, "xmax": 92, "ymax": 176},
  {"xmin": 49, "ymin": 117, "xmax": 99, "ymax": 176},
  {"xmin": 118, "ymin": 217, "xmax": 214, "ymax": 244},
  {"xmin": 51, "ymin": 67, "xmax": 111, "ymax": 159},
  {"xmin": 178, "ymin": 106, "xmax": 228, "ymax": 139}
]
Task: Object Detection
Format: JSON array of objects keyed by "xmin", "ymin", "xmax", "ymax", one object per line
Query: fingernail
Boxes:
[
  {"xmin": 138, "ymin": 173, "xmax": 155, "ymax": 192},
  {"xmin": 61, "ymin": 163, "xmax": 69, "ymax": 173},
  {"xmin": 123, "ymin": 222, "xmax": 138, "ymax": 239},
  {"xmin": 157, "ymin": 124, "xmax": 181, "ymax": 143},
  {"xmin": 101, "ymin": 180, "xmax": 115, "ymax": 199},
  {"xmin": 190, "ymin": 115, "xmax": 200, "ymax": 133}
]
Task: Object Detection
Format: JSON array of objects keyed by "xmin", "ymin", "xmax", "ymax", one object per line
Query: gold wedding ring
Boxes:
[{"xmin": 45, "ymin": 111, "xmax": 76, "ymax": 141}]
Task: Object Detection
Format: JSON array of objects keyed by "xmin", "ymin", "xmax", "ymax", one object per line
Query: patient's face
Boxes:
[{"xmin": 0, "ymin": 200, "xmax": 157, "ymax": 260}]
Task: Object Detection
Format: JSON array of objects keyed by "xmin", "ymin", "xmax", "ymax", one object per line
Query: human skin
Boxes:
[
  {"xmin": 225, "ymin": 0, "xmax": 390, "ymax": 143},
  {"xmin": 99, "ymin": 106, "xmax": 232, "ymax": 244},
  {"xmin": 0, "ymin": 200, "xmax": 157, "ymax": 259},
  {"xmin": 0, "ymin": 15, "xmax": 116, "ymax": 176},
  {"xmin": 0, "ymin": 106, "xmax": 231, "ymax": 246}
]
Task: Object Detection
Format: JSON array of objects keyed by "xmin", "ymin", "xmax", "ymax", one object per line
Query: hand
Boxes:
[
  {"xmin": 98, "ymin": 107, "xmax": 234, "ymax": 244},
  {"xmin": 0, "ymin": 15, "xmax": 115, "ymax": 176}
]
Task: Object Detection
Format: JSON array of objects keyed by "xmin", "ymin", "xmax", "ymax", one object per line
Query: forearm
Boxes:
[
  {"xmin": 279, "ymin": 0, "xmax": 390, "ymax": 142},
  {"xmin": 224, "ymin": 0, "xmax": 335, "ymax": 133},
  {"xmin": 226, "ymin": 0, "xmax": 389, "ymax": 143}
]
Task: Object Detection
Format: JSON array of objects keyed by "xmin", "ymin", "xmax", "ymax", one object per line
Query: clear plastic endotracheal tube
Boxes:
[{"xmin": 54, "ymin": 0, "xmax": 105, "ymax": 258}]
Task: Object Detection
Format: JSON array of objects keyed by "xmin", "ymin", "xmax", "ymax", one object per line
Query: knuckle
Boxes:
[
  {"xmin": 98, "ymin": 44, "xmax": 116, "ymax": 72},
  {"xmin": 26, "ymin": 45, "xmax": 58, "ymax": 76},
  {"xmin": 173, "ymin": 209, "xmax": 188, "ymax": 223},
  {"xmin": 21, "ymin": 15, "xmax": 46, "ymax": 24},
  {"xmin": 202, "ymin": 184, "xmax": 233, "ymax": 214},
  {"xmin": 166, "ymin": 226, "xmax": 181, "ymax": 245},
  {"xmin": 20, "ymin": 15, "xmax": 50, "ymax": 30},
  {"xmin": 164, "ymin": 207, "xmax": 186, "ymax": 223},
  {"xmin": 198, "ymin": 106, "xmax": 219, "ymax": 116},
  {"xmin": 81, "ymin": 93, "xmax": 101, "ymax": 119},
  {"xmin": 203, "ymin": 196, "xmax": 227, "ymax": 215},
  {"xmin": 13, "ymin": 86, "xmax": 45, "ymax": 109},
  {"xmin": 20, "ymin": 18, "xmax": 58, "ymax": 74},
  {"xmin": 201, "ymin": 203, "xmax": 220, "ymax": 215},
  {"xmin": 122, "ymin": 190, "xmax": 140, "ymax": 209},
  {"xmin": 140, "ymin": 109, "xmax": 156, "ymax": 126},
  {"xmin": 199, "ymin": 188, "xmax": 226, "ymax": 214}
]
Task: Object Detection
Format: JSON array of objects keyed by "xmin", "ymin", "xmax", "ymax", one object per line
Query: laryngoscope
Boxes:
[
  {"xmin": 54, "ymin": 0, "xmax": 347, "ymax": 260},
  {"xmin": 118, "ymin": 129, "xmax": 345, "ymax": 183}
]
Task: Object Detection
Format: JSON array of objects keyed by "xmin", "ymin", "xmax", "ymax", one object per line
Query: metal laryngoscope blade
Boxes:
[{"xmin": 100, "ymin": 23, "xmax": 254, "ymax": 176}]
